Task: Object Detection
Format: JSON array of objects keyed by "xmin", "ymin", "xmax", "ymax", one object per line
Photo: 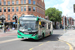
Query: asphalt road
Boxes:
[{"xmin": 0, "ymin": 30, "xmax": 74, "ymax": 50}]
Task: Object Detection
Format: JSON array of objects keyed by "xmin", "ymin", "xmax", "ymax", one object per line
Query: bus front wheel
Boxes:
[{"xmin": 42, "ymin": 33, "xmax": 44, "ymax": 38}]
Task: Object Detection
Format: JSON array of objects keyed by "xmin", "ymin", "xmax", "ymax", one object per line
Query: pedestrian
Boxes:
[
  {"xmin": 6, "ymin": 25, "xmax": 8, "ymax": 31},
  {"xmin": 4, "ymin": 26, "xmax": 6, "ymax": 33},
  {"xmin": 8, "ymin": 27, "xmax": 10, "ymax": 31}
]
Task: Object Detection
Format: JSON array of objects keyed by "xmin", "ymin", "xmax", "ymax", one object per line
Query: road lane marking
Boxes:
[
  {"xmin": 39, "ymin": 43, "xmax": 43, "ymax": 46},
  {"xmin": 66, "ymin": 42, "xmax": 73, "ymax": 50},
  {"xmin": 59, "ymin": 40, "xmax": 73, "ymax": 50},
  {"xmin": 0, "ymin": 38, "xmax": 19, "ymax": 44},
  {"xmin": 47, "ymin": 41, "xmax": 50, "ymax": 43},
  {"xmin": 29, "ymin": 41, "xmax": 50, "ymax": 50},
  {"xmin": 29, "ymin": 48, "xmax": 33, "ymax": 50}
]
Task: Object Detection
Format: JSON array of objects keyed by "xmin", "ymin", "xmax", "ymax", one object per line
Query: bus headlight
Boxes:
[
  {"xmin": 32, "ymin": 33, "xmax": 37, "ymax": 36},
  {"xmin": 17, "ymin": 32, "xmax": 21, "ymax": 36}
]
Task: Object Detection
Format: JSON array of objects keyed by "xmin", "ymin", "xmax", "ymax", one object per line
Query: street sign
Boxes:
[{"xmin": 13, "ymin": 22, "xmax": 15, "ymax": 24}]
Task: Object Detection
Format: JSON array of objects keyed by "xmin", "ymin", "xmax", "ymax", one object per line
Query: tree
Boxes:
[{"xmin": 45, "ymin": 8, "xmax": 62, "ymax": 29}]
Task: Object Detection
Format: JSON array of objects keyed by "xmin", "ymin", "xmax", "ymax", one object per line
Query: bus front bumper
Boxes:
[{"xmin": 17, "ymin": 34, "xmax": 38, "ymax": 40}]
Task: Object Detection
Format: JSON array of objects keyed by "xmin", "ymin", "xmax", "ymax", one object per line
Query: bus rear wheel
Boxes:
[{"xmin": 49, "ymin": 32, "xmax": 52, "ymax": 36}]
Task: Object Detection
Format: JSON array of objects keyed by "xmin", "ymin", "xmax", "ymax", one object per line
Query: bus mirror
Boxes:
[{"xmin": 39, "ymin": 21, "xmax": 41, "ymax": 25}]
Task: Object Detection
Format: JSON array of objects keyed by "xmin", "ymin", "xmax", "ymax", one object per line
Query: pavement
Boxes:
[
  {"xmin": 59, "ymin": 30, "xmax": 75, "ymax": 47},
  {"xmin": 0, "ymin": 29, "xmax": 17, "ymax": 37}
]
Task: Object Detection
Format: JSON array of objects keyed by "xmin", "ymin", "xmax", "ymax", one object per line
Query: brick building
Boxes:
[
  {"xmin": 61, "ymin": 16, "xmax": 74, "ymax": 28},
  {"xmin": 0, "ymin": 0, "xmax": 45, "ymax": 28}
]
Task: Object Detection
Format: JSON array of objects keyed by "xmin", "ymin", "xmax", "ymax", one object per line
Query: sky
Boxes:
[{"xmin": 44, "ymin": 0, "xmax": 75, "ymax": 18}]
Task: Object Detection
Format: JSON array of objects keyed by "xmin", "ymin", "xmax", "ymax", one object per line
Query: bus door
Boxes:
[
  {"xmin": 45, "ymin": 22, "xmax": 51, "ymax": 36},
  {"xmin": 38, "ymin": 21, "xmax": 46, "ymax": 38}
]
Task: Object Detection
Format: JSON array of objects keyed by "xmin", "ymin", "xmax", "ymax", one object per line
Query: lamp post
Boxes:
[{"xmin": 63, "ymin": 16, "xmax": 65, "ymax": 33}]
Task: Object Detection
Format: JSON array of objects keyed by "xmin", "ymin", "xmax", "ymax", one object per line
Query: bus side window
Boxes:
[
  {"xmin": 41, "ymin": 22, "xmax": 45, "ymax": 28},
  {"xmin": 48, "ymin": 23, "xmax": 51, "ymax": 29}
]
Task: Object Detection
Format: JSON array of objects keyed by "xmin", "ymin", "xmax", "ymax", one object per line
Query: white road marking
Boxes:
[{"xmin": 0, "ymin": 38, "xmax": 19, "ymax": 44}]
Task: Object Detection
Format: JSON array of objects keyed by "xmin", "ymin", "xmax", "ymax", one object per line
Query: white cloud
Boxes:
[
  {"xmin": 44, "ymin": 0, "xmax": 51, "ymax": 9},
  {"xmin": 53, "ymin": 0, "xmax": 75, "ymax": 18}
]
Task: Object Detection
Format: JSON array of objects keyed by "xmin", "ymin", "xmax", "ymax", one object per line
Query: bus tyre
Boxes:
[
  {"xmin": 42, "ymin": 33, "xmax": 44, "ymax": 38},
  {"xmin": 49, "ymin": 32, "xmax": 52, "ymax": 36}
]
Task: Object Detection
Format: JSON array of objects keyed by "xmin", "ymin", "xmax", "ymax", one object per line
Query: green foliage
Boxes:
[{"xmin": 45, "ymin": 8, "xmax": 62, "ymax": 22}]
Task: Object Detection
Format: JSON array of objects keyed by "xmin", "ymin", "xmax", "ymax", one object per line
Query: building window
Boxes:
[
  {"xmin": 8, "ymin": 7, "xmax": 10, "ymax": 12},
  {"xmin": 21, "ymin": 7, "xmax": 23, "ymax": 11},
  {"xmin": 0, "ymin": 8, "xmax": 2, "ymax": 12},
  {"xmin": 0, "ymin": 0, "xmax": 1, "ymax": 5},
  {"xmin": 33, "ymin": 1, "xmax": 35, "ymax": 4},
  {"xmin": 28, "ymin": 6, "xmax": 31, "ymax": 11},
  {"xmin": 16, "ymin": 7, "xmax": 19, "ymax": 12},
  {"xmin": 24, "ymin": 0, "xmax": 26, "ymax": 4},
  {"xmin": 12, "ymin": 1, "xmax": 14, "ymax": 5},
  {"xmin": 21, "ymin": 0, "xmax": 23, "ymax": 4},
  {"xmin": 28, "ymin": 0, "xmax": 31, "ymax": 4},
  {"xmin": 8, "ymin": 1, "xmax": 10, "ymax": 5},
  {"xmin": 4, "ymin": 2, "xmax": 6, "ymax": 5},
  {"xmin": 8, "ymin": 15, "xmax": 10, "ymax": 20},
  {"xmin": 12, "ymin": 7, "xmax": 14, "ymax": 12},
  {"xmin": 24, "ymin": 6, "xmax": 26, "ymax": 11},
  {"xmin": 33, "ymin": 7, "xmax": 35, "ymax": 11},
  {"xmin": 16, "ymin": 0, "xmax": 18, "ymax": 4},
  {"xmin": 4, "ymin": 8, "xmax": 6, "ymax": 12},
  {"xmin": 0, "ymin": 2, "xmax": 1, "ymax": 5}
]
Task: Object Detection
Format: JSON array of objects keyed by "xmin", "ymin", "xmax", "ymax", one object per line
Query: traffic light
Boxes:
[
  {"xmin": 15, "ymin": 17, "xmax": 17, "ymax": 23},
  {"xmin": 0, "ymin": 17, "xmax": 5, "ymax": 23}
]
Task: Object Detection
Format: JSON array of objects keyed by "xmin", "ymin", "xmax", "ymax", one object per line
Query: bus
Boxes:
[{"xmin": 17, "ymin": 15, "xmax": 53, "ymax": 40}]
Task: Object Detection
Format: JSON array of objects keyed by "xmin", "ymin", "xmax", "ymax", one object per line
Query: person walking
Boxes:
[{"xmin": 4, "ymin": 26, "xmax": 6, "ymax": 33}]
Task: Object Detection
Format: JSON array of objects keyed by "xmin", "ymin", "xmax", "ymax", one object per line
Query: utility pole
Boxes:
[
  {"xmin": 63, "ymin": 16, "xmax": 65, "ymax": 33},
  {"xmin": 71, "ymin": 18, "xmax": 72, "ymax": 29},
  {"xmin": 2, "ymin": 10, "xmax": 5, "ymax": 32}
]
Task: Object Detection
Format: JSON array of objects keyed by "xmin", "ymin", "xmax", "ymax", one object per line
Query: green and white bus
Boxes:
[{"xmin": 17, "ymin": 15, "xmax": 53, "ymax": 40}]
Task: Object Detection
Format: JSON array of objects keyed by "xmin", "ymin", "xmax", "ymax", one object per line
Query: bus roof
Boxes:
[{"xmin": 19, "ymin": 15, "xmax": 52, "ymax": 23}]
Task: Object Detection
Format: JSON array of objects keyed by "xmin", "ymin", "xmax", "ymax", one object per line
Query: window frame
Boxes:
[
  {"xmin": 12, "ymin": 1, "xmax": 14, "ymax": 5},
  {"xmin": 33, "ymin": 7, "xmax": 35, "ymax": 11},
  {"xmin": 21, "ymin": 7, "xmax": 23, "ymax": 11},
  {"xmin": 33, "ymin": 1, "xmax": 35, "ymax": 4},
  {"xmin": 8, "ymin": 7, "xmax": 10, "ymax": 12},
  {"xmin": 16, "ymin": 0, "xmax": 18, "ymax": 4},
  {"xmin": 8, "ymin": 15, "xmax": 10, "ymax": 20},
  {"xmin": 16, "ymin": 7, "xmax": 19, "ymax": 12},
  {"xmin": 24, "ymin": 6, "xmax": 26, "ymax": 11},
  {"xmin": 21, "ymin": 0, "xmax": 23, "ymax": 4},
  {"xmin": 28, "ymin": 6, "xmax": 31, "ymax": 11},
  {"xmin": 8, "ymin": 1, "xmax": 10, "ymax": 5},
  {"xmin": 4, "ymin": 2, "xmax": 6, "ymax": 5},
  {"xmin": 28, "ymin": 0, "xmax": 31, "ymax": 4},
  {"xmin": 12, "ymin": 7, "xmax": 14, "ymax": 12},
  {"xmin": 0, "ymin": 8, "xmax": 2, "ymax": 12},
  {"xmin": 24, "ymin": 0, "xmax": 26, "ymax": 4},
  {"xmin": 4, "ymin": 7, "xmax": 6, "ymax": 12}
]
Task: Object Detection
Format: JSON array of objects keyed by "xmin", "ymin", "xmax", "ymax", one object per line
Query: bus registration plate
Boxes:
[{"xmin": 24, "ymin": 33, "xmax": 29, "ymax": 34}]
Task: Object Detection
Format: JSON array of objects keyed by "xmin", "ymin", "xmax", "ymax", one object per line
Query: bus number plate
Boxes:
[{"xmin": 24, "ymin": 33, "xmax": 29, "ymax": 34}]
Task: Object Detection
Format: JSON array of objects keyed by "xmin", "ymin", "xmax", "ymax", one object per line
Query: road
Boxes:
[{"xmin": 0, "ymin": 30, "xmax": 74, "ymax": 50}]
